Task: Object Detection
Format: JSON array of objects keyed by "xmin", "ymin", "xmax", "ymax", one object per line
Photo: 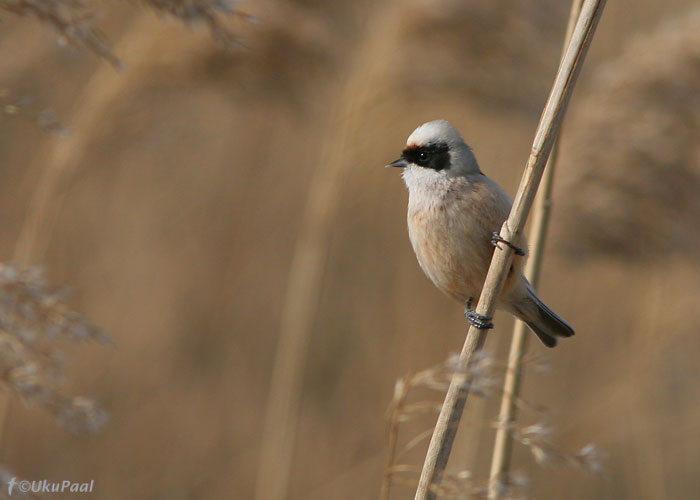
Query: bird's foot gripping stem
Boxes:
[
  {"xmin": 464, "ymin": 298, "xmax": 494, "ymax": 330},
  {"xmin": 491, "ymin": 232, "xmax": 525, "ymax": 256}
]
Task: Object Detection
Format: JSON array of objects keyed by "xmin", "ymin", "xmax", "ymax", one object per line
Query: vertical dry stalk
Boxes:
[
  {"xmin": 486, "ymin": 1, "xmax": 584, "ymax": 497},
  {"xmin": 254, "ymin": 3, "xmax": 401, "ymax": 500},
  {"xmin": 1, "ymin": 14, "xmax": 163, "ymax": 451},
  {"xmin": 413, "ymin": 2, "xmax": 607, "ymax": 499},
  {"xmin": 12, "ymin": 15, "xmax": 161, "ymax": 267},
  {"xmin": 380, "ymin": 377, "xmax": 410, "ymax": 500}
]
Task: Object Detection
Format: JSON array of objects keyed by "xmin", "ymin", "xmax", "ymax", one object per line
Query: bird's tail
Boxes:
[{"xmin": 509, "ymin": 278, "xmax": 575, "ymax": 348}]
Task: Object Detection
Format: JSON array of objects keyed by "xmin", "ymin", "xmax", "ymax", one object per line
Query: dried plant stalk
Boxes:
[
  {"xmin": 486, "ymin": 1, "xmax": 584, "ymax": 497},
  {"xmin": 1, "ymin": 15, "xmax": 156, "ymax": 449},
  {"xmin": 381, "ymin": 353, "xmax": 498, "ymax": 500},
  {"xmin": 12, "ymin": 15, "xmax": 161, "ymax": 266},
  {"xmin": 413, "ymin": 1, "xmax": 607, "ymax": 499},
  {"xmin": 254, "ymin": 3, "xmax": 401, "ymax": 500},
  {"xmin": 380, "ymin": 377, "xmax": 409, "ymax": 500}
]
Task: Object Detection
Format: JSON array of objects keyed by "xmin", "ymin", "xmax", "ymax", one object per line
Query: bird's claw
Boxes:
[
  {"xmin": 491, "ymin": 232, "xmax": 525, "ymax": 256},
  {"xmin": 464, "ymin": 298, "xmax": 494, "ymax": 330}
]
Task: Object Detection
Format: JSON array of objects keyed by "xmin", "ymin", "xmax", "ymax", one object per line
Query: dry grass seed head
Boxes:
[
  {"xmin": 0, "ymin": 263, "xmax": 109, "ymax": 432},
  {"xmin": 558, "ymin": 6, "xmax": 700, "ymax": 259}
]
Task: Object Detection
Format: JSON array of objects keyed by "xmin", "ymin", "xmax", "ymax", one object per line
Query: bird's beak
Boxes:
[{"xmin": 386, "ymin": 157, "xmax": 408, "ymax": 168}]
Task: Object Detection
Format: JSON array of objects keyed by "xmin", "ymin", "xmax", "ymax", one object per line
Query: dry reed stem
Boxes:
[
  {"xmin": 11, "ymin": 15, "xmax": 166, "ymax": 266},
  {"xmin": 0, "ymin": 14, "xmax": 164, "ymax": 451},
  {"xmin": 486, "ymin": 1, "xmax": 584, "ymax": 497},
  {"xmin": 380, "ymin": 376, "xmax": 410, "ymax": 500},
  {"xmin": 254, "ymin": 3, "xmax": 401, "ymax": 500},
  {"xmin": 381, "ymin": 354, "xmax": 497, "ymax": 500},
  {"xmin": 413, "ymin": 1, "xmax": 607, "ymax": 499}
]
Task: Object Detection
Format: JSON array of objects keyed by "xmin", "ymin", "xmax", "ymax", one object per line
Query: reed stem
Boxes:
[
  {"xmin": 413, "ymin": 2, "xmax": 607, "ymax": 498},
  {"xmin": 254, "ymin": 4, "xmax": 401, "ymax": 500},
  {"xmin": 486, "ymin": 2, "xmax": 584, "ymax": 497}
]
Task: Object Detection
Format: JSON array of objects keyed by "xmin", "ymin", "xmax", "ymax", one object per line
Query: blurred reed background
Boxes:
[{"xmin": 0, "ymin": 0, "xmax": 698, "ymax": 498}]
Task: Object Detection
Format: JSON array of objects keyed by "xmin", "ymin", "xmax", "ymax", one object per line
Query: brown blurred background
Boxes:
[{"xmin": 1, "ymin": 0, "xmax": 699, "ymax": 498}]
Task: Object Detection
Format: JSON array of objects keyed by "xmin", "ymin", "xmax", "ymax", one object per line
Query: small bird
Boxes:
[{"xmin": 387, "ymin": 119, "xmax": 574, "ymax": 347}]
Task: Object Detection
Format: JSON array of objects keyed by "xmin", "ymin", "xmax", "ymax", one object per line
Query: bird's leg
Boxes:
[
  {"xmin": 491, "ymin": 232, "xmax": 525, "ymax": 256},
  {"xmin": 464, "ymin": 298, "xmax": 494, "ymax": 330}
]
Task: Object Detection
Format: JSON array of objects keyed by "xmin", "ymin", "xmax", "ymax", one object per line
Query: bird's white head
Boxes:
[{"xmin": 386, "ymin": 120, "xmax": 481, "ymax": 189}]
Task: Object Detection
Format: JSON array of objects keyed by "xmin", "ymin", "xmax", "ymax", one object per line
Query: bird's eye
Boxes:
[{"xmin": 419, "ymin": 151, "xmax": 429, "ymax": 161}]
